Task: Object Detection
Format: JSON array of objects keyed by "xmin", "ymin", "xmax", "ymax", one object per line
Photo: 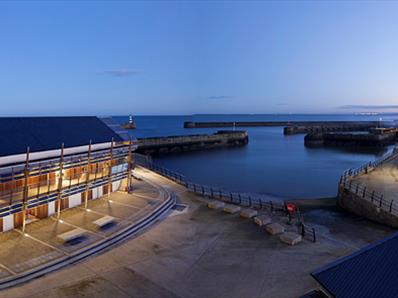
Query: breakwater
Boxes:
[
  {"xmin": 184, "ymin": 120, "xmax": 381, "ymax": 130},
  {"xmin": 136, "ymin": 130, "xmax": 248, "ymax": 155},
  {"xmin": 305, "ymin": 128, "xmax": 398, "ymax": 147}
]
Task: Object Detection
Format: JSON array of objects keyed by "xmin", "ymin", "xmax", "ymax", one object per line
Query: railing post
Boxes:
[
  {"xmin": 371, "ymin": 191, "xmax": 375, "ymax": 203},
  {"xmin": 22, "ymin": 147, "xmax": 30, "ymax": 233},
  {"xmin": 363, "ymin": 187, "xmax": 366, "ymax": 198},
  {"xmin": 312, "ymin": 228, "xmax": 316, "ymax": 243},
  {"xmin": 390, "ymin": 200, "xmax": 394, "ymax": 213},
  {"xmin": 57, "ymin": 143, "xmax": 65, "ymax": 219},
  {"xmin": 380, "ymin": 195, "xmax": 383, "ymax": 208},
  {"xmin": 230, "ymin": 192, "xmax": 233, "ymax": 203},
  {"xmin": 355, "ymin": 184, "xmax": 359, "ymax": 195},
  {"xmin": 238, "ymin": 193, "xmax": 241, "ymax": 205}
]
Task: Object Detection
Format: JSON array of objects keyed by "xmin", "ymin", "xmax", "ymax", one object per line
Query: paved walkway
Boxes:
[
  {"xmin": 352, "ymin": 154, "xmax": 398, "ymax": 201},
  {"xmin": 0, "ymin": 175, "xmax": 166, "ymax": 282},
  {"xmin": 0, "ymin": 168, "xmax": 393, "ymax": 298}
]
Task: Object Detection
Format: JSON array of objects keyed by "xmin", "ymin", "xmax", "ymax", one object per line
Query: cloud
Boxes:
[
  {"xmin": 339, "ymin": 105, "xmax": 398, "ymax": 110},
  {"xmin": 101, "ymin": 69, "xmax": 142, "ymax": 77},
  {"xmin": 208, "ymin": 96, "xmax": 234, "ymax": 100}
]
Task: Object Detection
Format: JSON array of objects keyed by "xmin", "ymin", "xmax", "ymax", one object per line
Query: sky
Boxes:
[{"xmin": 1, "ymin": 1, "xmax": 398, "ymax": 116}]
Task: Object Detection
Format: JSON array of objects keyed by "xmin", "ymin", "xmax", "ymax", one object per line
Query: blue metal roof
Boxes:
[
  {"xmin": 312, "ymin": 232, "xmax": 398, "ymax": 298},
  {"xmin": 0, "ymin": 117, "xmax": 126, "ymax": 157}
]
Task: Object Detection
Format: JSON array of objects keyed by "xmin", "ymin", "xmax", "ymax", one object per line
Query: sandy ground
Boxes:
[{"xmin": 0, "ymin": 168, "xmax": 394, "ymax": 298}]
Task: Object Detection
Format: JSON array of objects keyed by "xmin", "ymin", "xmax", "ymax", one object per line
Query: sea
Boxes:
[{"xmin": 114, "ymin": 114, "xmax": 398, "ymax": 199}]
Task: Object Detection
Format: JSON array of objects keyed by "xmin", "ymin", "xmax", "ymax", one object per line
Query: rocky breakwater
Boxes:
[{"xmin": 136, "ymin": 130, "xmax": 249, "ymax": 155}]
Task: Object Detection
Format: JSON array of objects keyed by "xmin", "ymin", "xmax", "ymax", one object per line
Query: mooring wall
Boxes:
[{"xmin": 136, "ymin": 131, "xmax": 249, "ymax": 155}]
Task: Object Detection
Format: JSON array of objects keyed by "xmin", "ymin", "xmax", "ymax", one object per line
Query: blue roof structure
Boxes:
[
  {"xmin": 0, "ymin": 116, "xmax": 127, "ymax": 157},
  {"xmin": 312, "ymin": 232, "xmax": 398, "ymax": 298}
]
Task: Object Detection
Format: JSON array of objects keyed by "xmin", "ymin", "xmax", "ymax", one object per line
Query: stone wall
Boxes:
[{"xmin": 338, "ymin": 187, "xmax": 398, "ymax": 228}]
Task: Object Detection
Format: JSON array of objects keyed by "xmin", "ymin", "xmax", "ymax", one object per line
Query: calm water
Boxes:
[{"xmin": 114, "ymin": 114, "xmax": 397, "ymax": 199}]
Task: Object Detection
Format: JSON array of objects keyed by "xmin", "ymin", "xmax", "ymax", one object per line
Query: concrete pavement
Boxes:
[{"xmin": 0, "ymin": 168, "xmax": 393, "ymax": 298}]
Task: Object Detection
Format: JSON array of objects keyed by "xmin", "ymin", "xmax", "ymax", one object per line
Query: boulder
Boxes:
[
  {"xmin": 279, "ymin": 232, "xmax": 303, "ymax": 245},
  {"xmin": 254, "ymin": 215, "xmax": 272, "ymax": 226},
  {"xmin": 265, "ymin": 223, "xmax": 285, "ymax": 235}
]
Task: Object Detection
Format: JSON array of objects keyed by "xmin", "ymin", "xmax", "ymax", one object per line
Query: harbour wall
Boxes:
[
  {"xmin": 184, "ymin": 120, "xmax": 380, "ymax": 130},
  {"xmin": 136, "ymin": 130, "xmax": 249, "ymax": 155},
  {"xmin": 305, "ymin": 131, "xmax": 397, "ymax": 147}
]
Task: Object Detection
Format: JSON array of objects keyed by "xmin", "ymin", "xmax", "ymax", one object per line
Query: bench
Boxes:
[
  {"xmin": 57, "ymin": 228, "xmax": 85, "ymax": 243},
  {"xmin": 93, "ymin": 215, "xmax": 115, "ymax": 228}
]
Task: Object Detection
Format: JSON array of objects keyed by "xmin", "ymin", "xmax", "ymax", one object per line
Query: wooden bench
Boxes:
[
  {"xmin": 57, "ymin": 228, "xmax": 85, "ymax": 243},
  {"xmin": 93, "ymin": 215, "xmax": 115, "ymax": 228}
]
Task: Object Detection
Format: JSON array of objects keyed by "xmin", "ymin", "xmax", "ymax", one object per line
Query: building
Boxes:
[
  {"xmin": 311, "ymin": 232, "xmax": 398, "ymax": 298},
  {"xmin": 0, "ymin": 116, "xmax": 135, "ymax": 233}
]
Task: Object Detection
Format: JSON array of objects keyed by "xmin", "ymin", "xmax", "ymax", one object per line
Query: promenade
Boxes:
[
  {"xmin": 0, "ymin": 176, "xmax": 170, "ymax": 286},
  {"xmin": 351, "ymin": 153, "xmax": 398, "ymax": 200},
  {"xmin": 1, "ymin": 167, "xmax": 393, "ymax": 298}
]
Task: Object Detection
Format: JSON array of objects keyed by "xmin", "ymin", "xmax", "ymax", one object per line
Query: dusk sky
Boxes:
[{"xmin": 2, "ymin": 1, "xmax": 398, "ymax": 116}]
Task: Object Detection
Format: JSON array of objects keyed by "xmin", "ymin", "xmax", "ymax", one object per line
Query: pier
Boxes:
[{"xmin": 136, "ymin": 130, "xmax": 249, "ymax": 155}]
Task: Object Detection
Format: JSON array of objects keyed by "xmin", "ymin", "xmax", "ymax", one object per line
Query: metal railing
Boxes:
[
  {"xmin": 340, "ymin": 179, "xmax": 398, "ymax": 216},
  {"xmin": 134, "ymin": 153, "xmax": 317, "ymax": 242},
  {"xmin": 339, "ymin": 149, "xmax": 398, "ymax": 216}
]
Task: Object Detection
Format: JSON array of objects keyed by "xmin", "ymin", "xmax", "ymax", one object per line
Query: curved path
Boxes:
[{"xmin": 0, "ymin": 173, "xmax": 175, "ymax": 290}]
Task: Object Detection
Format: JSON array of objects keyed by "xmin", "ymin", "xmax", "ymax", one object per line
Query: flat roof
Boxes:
[{"xmin": 312, "ymin": 232, "xmax": 398, "ymax": 298}]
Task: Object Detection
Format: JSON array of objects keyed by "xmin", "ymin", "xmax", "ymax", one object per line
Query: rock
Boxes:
[
  {"xmin": 240, "ymin": 208, "xmax": 258, "ymax": 218},
  {"xmin": 223, "ymin": 204, "xmax": 241, "ymax": 214},
  {"xmin": 254, "ymin": 215, "xmax": 272, "ymax": 226},
  {"xmin": 265, "ymin": 223, "xmax": 285, "ymax": 235},
  {"xmin": 207, "ymin": 201, "xmax": 225, "ymax": 209},
  {"xmin": 279, "ymin": 232, "xmax": 303, "ymax": 245}
]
